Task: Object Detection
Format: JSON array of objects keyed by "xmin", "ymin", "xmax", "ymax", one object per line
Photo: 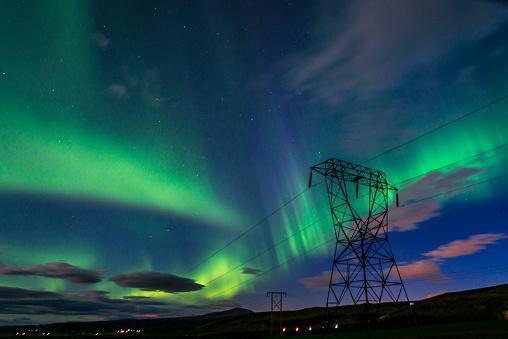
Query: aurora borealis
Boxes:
[{"xmin": 1, "ymin": 0, "xmax": 508, "ymax": 325}]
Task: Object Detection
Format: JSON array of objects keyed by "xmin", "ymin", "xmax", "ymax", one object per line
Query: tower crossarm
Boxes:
[{"xmin": 309, "ymin": 158, "xmax": 397, "ymax": 191}]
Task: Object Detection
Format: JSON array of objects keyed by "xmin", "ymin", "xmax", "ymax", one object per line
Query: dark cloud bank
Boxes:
[
  {"xmin": 0, "ymin": 262, "xmax": 103, "ymax": 284},
  {"xmin": 0, "ymin": 286, "xmax": 239, "ymax": 325},
  {"xmin": 109, "ymin": 271, "xmax": 204, "ymax": 293}
]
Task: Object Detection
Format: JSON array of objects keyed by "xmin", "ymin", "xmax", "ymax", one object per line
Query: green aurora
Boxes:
[{"xmin": 0, "ymin": 0, "xmax": 507, "ymax": 321}]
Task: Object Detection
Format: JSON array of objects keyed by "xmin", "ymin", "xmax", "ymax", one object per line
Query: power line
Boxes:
[
  {"xmin": 185, "ymin": 96, "xmax": 508, "ymax": 278},
  {"xmin": 245, "ymin": 266, "xmax": 508, "ymax": 311},
  {"xmin": 207, "ymin": 235, "xmax": 335, "ymax": 299},
  {"xmin": 204, "ymin": 215, "xmax": 328, "ymax": 286},
  {"xmin": 206, "ymin": 172, "xmax": 508, "ymax": 298},
  {"xmin": 203, "ymin": 145, "xmax": 508, "ymax": 288},
  {"xmin": 394, "ymin": 141, "xmax": 508, "ymax": 187},
  {"xmin": 185, "ymin": 186, "xmax": 310, "ymax": 275},
  {"xmin": 399, "ymin": 172, "xmax": 508, "ymax": 207},
  {"xmin": 363, "ymin": 93, "xmax": 508, "ymax": 164},
  {"xmin": 354, "ymin": 141, "xmax": 508, "ymax": 201}
]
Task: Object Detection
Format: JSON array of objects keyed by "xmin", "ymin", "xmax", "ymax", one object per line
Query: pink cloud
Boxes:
[
  {"xmin": 390, "ymin": 199, "xmax": 441, "ymax": 232},
  {"xmin": 301, "ymin": 260, "xmax": 445, "ymax": 292},
  {"xmin": 299, "ymin": 271, "xmax": 335, "ymax": 292},
  {"xmin": 424, "ymin": 233, "xmax": 507, "ymax": 259},
  {"xmin": 402, "ymin": 168, "xmax": 483, "ymax": 201},
  {"xmin": 425, "ymin": 290, "xmax": 448, "ymax": 299},
  {"xmin": 389, "ymin": 167, "xmax": 483, "ymax": 232},
  {"xmin": 397, "ymin": 260, "xmax": 444, "ymax": 281}
]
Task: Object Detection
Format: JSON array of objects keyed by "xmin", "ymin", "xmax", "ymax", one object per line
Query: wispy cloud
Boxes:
[
  {"xmin": 279, "ymin": 1, "xmax": 508, "ymax": 155},
  {"xmin": 424, "ymin": 233, "xmax": 507, "ymax": 259},
  {"xmin": 110, "ymin": 271, "xmax": 204, "ymax": 293},
  {"xmin": 141, "ymin": 68, "xmax": 168, "ymax": 108},
  {"xmin": 241, "ymin": 267, "xmax": 262, "ymax": 276},
  {"xmin": 398, "ymin": 232, "xmax": 506, "ymax": 282},
  {"xmin": 299, "ymin": 271, "xmax": 336, "ymax": 292},
  {"xmin": 0, "ymin": 262, "xmax": 103, "ymax": 284},
  {"xmin": 425, "ymin": 290, "xmax": 448, "ymax": 299},
  {"xmin": 107, "ymin": 68, "xmax": 168, "ymax": 108},
  {"xmin": 397, "ymin": 259, "xmax": 444, "ymax": 281},
  {"xmin": 299, "ymin": 232, "xmax": 506, "ymax": 291},
  {"xmin": 92, "ymin": 32, "xmax": 110, "ymax": 49},
  {"xmin": 283, "ymin": 1, "xmax": 507, "ymax": 106},
  {"xmin": 108, "ymin": 83, "xmax": 128, "ymax": 98},
  {"xmin": 390, "ymin": 199, "xmax": 441, "ymax": 232},
  {"xmin": 390, "ymin": 167, "xmax": 483, "ymax": 232}
]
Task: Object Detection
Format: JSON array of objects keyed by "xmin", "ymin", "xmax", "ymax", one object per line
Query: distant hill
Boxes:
[
  {"xmin": 1, "ymin": 284, "xmax": 507, "ymax": 338},
  {"xmin": 0, "ymin": 307, "xmax": 254, "ymax": 336}
]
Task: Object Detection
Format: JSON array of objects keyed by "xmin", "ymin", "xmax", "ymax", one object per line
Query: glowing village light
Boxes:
[{"xmin": 295, "ymin": 327, "xmax": 299, "ymax": 332}]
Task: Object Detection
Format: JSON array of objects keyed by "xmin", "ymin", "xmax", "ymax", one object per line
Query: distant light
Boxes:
[
  {"xmin": 95, "ymin": 333, "xmax": 99, "ymax": 336},
  {"xmin": 295, "ymin": 327, "xmax": 299, "ymax": 332},
  {"xmin": 308, "ymin": 326, "xmax": 312, "ymax": 331},
  {"xmin": 410, "ymin": 302, "xmax": 415, "ymax": 306},
  {"xmin": 282, "ymin": 327, "xmax": 286, "ymax": 332},
  {"xmin": 334, "ymin": 324, "xmax": 338, "ymax": 329}
]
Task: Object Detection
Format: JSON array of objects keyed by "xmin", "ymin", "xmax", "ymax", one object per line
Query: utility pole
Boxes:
[
  {"xmin": 267, "ymin": 291, "xmax": 286, "ymax": 336},
  {"xmin": 309, "ymin": 158, "xmax": 414, "ymax": 336}
]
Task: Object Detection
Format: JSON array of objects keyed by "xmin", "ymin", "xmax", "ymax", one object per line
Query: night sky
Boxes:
[{"xmin": 1, "ymin": 0, "xmax": 508, "ymax": 325}]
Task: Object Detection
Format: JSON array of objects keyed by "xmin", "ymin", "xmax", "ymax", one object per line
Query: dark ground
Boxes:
[{"xmin": 1, "ymin": 284, "xmax": 507, "ymax": 338}]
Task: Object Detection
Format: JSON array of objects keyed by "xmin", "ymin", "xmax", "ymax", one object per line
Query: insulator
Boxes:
[
  {"xmin": 356, "ymin": 182, "xmax": 359, "ymax": 198},
  {"xmin": 396, "ymin": 192, "xmax": 399, "ymax": 207},
  {"xmin": 308, "ymin": 171, "xmax": 313, "ymax": 188}
]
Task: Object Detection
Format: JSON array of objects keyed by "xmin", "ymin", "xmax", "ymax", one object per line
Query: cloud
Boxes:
[
  {"xmin": 424, "ymin": 233, "xmax": 507, "ymax": 259},
  {"xmin": 141, "ymin": 69, "xmax": 168, "ymax": 108},
  {"xmin": 300, "ymin": 261, "xmax": 443, "ymax": 292},
  {"xmin": 107, "ymin": 68, "xmax": 168, "ymax": 107},
  {"xmin": 390, "ymin": 167, "xmax": 483, "ymax": 231},
  {"xmin": 279, "ymin": 1, "xmax": 508, "ymax": 155},
  {"xmin": 396, "ymin": 232, "xmax": 506, "ymax": 284},
  {"xmin": 425, "ymin": 290, "xmax": 448, "ymax": 299},
  {"xmin": 397, "ymin": 260, "xmax": 444, "ymax": 281},
  {"xmin": 300, "ymin": 232, "xmax": 506, "ymax": 291},
  {"xmin": 241, "ymin": 267, "xmax": 262, "ymax": 276},
  {"xmin": 0, "ymin": 286, "xmax": 239, "ymax": 325},
  {"xmin": 109, "ymin": 271, "xmax": 204, "ymax": 293},
  {"xmin": 299, "ymin": 271, "xmax": 334, "ymax": 292},
  {"xmin": 283, "ymin": 1, "xmax": 507, "ymax": 106},
  {"xmin": 108, "ymin": 83, "xmax": 128, "ymax": 98},
  {"xmin": 93, "ymin": 32, "xmax": 110, "ymax": 49},
  {"xmin": 0, "ymin": 262, "xmax": 103, "ymax": 284},
  {"xmin": 390, "ymin": 199, "xmax": 441, "ymax": 232}
]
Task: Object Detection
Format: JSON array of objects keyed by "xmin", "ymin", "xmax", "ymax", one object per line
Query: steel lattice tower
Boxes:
[
  {"xmin": 309, "ymin": 158, "xmax": 410, "ymax": 318},
  {"xmin": 267, "ymin": 291, "xmax": 286, "ymax": 336}
]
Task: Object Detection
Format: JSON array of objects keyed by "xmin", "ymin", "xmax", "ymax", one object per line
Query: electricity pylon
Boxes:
[
  {"xmin": 267, "ymin": 291, "xmax": 286, "ymax": 336},
  {"xmin": 309, "ymin": 158, "xmax": 411, "ymax": 334}
]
